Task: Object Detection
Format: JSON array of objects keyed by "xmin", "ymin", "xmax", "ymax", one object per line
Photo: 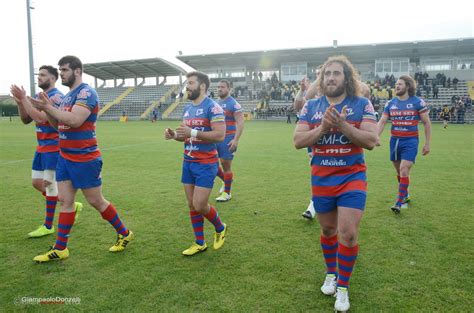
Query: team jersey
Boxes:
[
  {"xmin": 58, "ymin": 83, "xmax": 101, "ymax": 162},
  {"xmin": 217, "ymin": 96, "xmax": 242, "ymax": 137},
  {"xmin": 383, "ymin": 96, "xmax": 429, "ymax": 138},
  {"xmin": 34, "ymin": 88, "xmax": 63, "ymax": 153},
  {"xmin": 182, "ymin": 97, "xmax": 225, "ymax": 164},
  {"xmin": 298, "ymin": 96, "xmax": 376, "ymax": 197}
]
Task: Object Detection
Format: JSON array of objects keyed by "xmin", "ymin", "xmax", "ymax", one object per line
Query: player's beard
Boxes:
[
  {"xmin": 218, "ymin": 91, "xmax": 229, "ymax": 99},
  {"xmin": 187, "ymin": 88, "xmax": 201, "ymax": 100},
  {"xmin": 324, "ymin": 83, "xmax": 345, "ymax": 97},
  {"xmin": 38, "ymin": 80, "xmax": 51, "ymax": 91},
  {"xmin": 395, "ymin": 87, "xmax": 407, "ymax": 97},
  {"xmin": 62, "ymin": 74, "xmax": 76, "ymax": 87}
]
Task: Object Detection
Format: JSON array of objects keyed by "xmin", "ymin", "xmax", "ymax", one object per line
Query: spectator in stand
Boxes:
[
  {"xmin": 457, "ymin": 100, "xmax": 465, "ymax": 123},
  {"xmin": 452, "ymin": 77, "xmax": 459, "ymax": 90},
  {"xmin": 425, "ymin": 85, "xmax": 431, "ymax": 98},
  {"xmin": 433, "ymin": 85, "xmax": 439, "ymax": 99},
  {"xmin": 447, "ymin": 77, "xmax": 451, "ymax": 89},
  {"xmin": 416, "ymin": 87, "xmax": 422, "ymax": 97}
]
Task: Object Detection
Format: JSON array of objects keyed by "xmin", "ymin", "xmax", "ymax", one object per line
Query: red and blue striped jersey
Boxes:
[
  {"xmin": 35, "ymin": 88, "xmax": 63, "ymax": 153},
  {"xmin": 58, "ymin": 83, "xmax": 101, "ymax": 162},
  {"xmin": 298, "ymin": 96, "xmax": 376, "ymax": 197},
  {"xmin": 217, "ymin": 96, "xmax": 242, "ymax": 137},
  {"xmin": 182, "ymin": 97, "xmax": 225, "ymax": 164},
  {"xmin": 383, "ymin": 96, "xmax": 429, "ymax": 138}
]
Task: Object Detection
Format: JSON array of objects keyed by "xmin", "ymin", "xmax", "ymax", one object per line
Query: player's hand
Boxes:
[
  {"xmin": 28, "ymin": 92, "xmax": 52, "ymax": 111},
  {"xmin": 326, "ymin": 105, "xmax": 347, "ymax": 129},
  {"xmin": 228, "ymin": 139, "xmax": 238, "ymax": 152},
  {"xmin": 164, "ymin": 128, "xmax": 176, "ymax": 140},
  {"xmin": 175, "ymin": 123, "xmax": 191, "ymax": 139},
  {"xmin": 422, "ymin": 144, "xmax": 430, "ymax": 156},
  {"xmin": 321, "ymin": 103, "xmax": 337, "ymax": 131},
  {"xmin": 10, "ymin": 84, "xmax": 27, "ymax": 103},
  {"xmin": 375, "ymin": 137, "xmax": 381, "ymax": 147}
]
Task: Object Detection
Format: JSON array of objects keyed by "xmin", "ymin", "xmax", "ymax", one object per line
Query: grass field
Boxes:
[{"xmin": 0, "ymin": 119, "xmax": 473, "ymax": 312}]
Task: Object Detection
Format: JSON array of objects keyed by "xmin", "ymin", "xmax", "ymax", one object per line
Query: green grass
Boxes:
[{"xmin": 0, "ymin": 119, "xmax": 473, "ymax": 312}]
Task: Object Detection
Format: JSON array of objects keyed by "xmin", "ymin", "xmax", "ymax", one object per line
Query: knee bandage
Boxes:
[{"xmin": 44, "ymin": 170, "xmax": 58, "ymax": 197}]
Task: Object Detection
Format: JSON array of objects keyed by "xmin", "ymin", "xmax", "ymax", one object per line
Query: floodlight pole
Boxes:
[{"xmin": 26, "ymin": 0, "xmax": 35, "ymax": 96}]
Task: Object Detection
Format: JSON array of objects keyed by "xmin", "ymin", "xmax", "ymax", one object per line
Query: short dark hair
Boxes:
[
  {"xmin": 398, "ymin": 75, "xmax": 417, "ymax": 97},
  {"xmin": 39, "ymin": 65, "xmax": 58, "ymax": 80},
  {"xmin": 58, "ymin": 55, "xmax": 83, "ymax": 73},
  {"xmin": 219, "ymin": 79, "xmax": 231, "ymax": 88},
  {"xmin": 186, "ymin": 71, "xmax": 210, "ymax": 92}
]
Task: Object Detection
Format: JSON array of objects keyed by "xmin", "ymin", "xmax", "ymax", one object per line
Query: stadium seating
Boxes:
[{"xmin": 98, "ymin": 85, "xmax": 177, "ymax": 120}]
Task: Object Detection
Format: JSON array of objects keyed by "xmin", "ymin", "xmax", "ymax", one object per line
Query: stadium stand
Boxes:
[
  {"xmin": 83, "ymin": 58, "xmax": 187, "ymax": 120},
  {"xmin": 79, "ymin": 39, "xmax": 473, "ymax": 123}
]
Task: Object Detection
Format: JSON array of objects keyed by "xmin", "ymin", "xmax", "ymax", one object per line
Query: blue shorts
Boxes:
[
  {"xmin": 181, "ymin": 161, "xmax": 217, "ymax": 189},
  {"xmin": 390, "ymin": 137, "xmax": 418, "ymax": 163},
  {"xmin": 56, "ymin": 155, "xmax": 103, "ymax": 189},
  {"xmin": 313, "ymin": 191, "xmax": 366, "ymax": 213},
  {"xmin": 216, "ymin": 136, "xmax": 236, "ymax": 160},
  {"xmin": 32, "ymin": 151, "xmax": 59, "ymax": 171}
]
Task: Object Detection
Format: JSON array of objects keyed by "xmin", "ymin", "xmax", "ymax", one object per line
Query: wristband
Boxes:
[{"xmin": 190, "ymin": 129, "xmax": 198, "ymax": 138}]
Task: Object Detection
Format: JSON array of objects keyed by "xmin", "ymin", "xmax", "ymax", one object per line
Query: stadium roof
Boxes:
[
  {"xmin": 84, "ymin": 58, "xmax": 188, "ymax": 80},
  {"xmin": 176, "ymin": 38, "xmax": 474, "ymax": 70}
]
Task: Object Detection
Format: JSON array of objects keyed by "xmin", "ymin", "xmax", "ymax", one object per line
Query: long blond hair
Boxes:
[{"xmin": 316, "ymin": 55, "xmax": 360, "ymax": 97}]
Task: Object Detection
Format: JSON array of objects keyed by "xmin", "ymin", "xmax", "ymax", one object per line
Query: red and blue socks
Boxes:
[
  {"xmin": 204, "ymin": 206, "xmax": 224, "ymax": 232},
  {"xmin": 190, "ymin": 210, "xmax": 205, "ymax": 245},
  {"xmin": 337, "ymin": 243, "xmax": 359, "ymax": 289},
  {"xmin": 44, "ymin": 195, "xmax": 58, "ymax": 230},
  {"xmin": 54, "ymin": 211, "xmax": 75, "ymax": 250},
  {"xmin": 320, "ymin": 234, "xmax": 338, "ymax": 275},
  {"xmin": 100, "ymin": 204, "xmax": 129, "ymax": 236},
  {"xmin": 223, "ymin": 172, "xmax": 233, "ymax": 194},
  {"xmin": 396, "ymin": 176, "xmax": 409, "ymax": 206},
  {"xmin": 217, "ymin": 166, "xmax": 225, "ymax": 181}
]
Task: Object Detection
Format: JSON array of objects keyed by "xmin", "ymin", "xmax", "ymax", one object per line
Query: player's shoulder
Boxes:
[
  {"xmin": 227, "ymin": 96, "xmax": 237, "ymax": 104},
  {"xmin": 76, "ymin": 84, "xmax": 97, "ymax": 100},
  {"xmin": 48, "ymin": 89, "xmax": 64, "ymax": 105},
  {"xmin": 348, "ymin": 96, "xmax": 369, "ymax": 106},
  {"xmin": 204, "ymin": 97, "xmax": 224, "ymax": 113},
  {"xmin": 306, "ymin": 97, "xmax": 323, "ymax": 107}
]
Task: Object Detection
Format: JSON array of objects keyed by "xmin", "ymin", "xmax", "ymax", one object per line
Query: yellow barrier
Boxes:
[{"xmin": 467, "ymin": 81, "xmax": 474, "ymax": 99}]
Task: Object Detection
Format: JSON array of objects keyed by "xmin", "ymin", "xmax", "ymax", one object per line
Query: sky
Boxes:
[{"xmin": 0, "ymin": 0, "xmax": 472, "ymax": 95}]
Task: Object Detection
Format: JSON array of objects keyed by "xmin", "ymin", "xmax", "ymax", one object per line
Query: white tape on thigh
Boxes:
[
  {"xmin": 32, "ymin": 170, "xmax": 44, "ymax": 180},
  {"xmin": 44, "ymin": 170, "xmax": 58, "ymax": 197}
]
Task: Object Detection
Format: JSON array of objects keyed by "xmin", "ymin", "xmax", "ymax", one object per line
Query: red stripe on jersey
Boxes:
[
  {"xmin": 184, "ymin": 150, "xmax": 218, "ymax": 159},
  {"xmin": 37, "ymin": 132, "xmax": 58, "ymax": 140},
  {"xmin": 37, "ymin": 146, "xmax": 59, "ymax": 153},
  {"xmin": 392, "ymin": 120, "xmax": 419, "ymax": 126},
  {"xmin": 60, "ymin": 138, "xmax": 98, "ymax": 149},
  {"xmin": 60, "ymin": 150, "xmax": 101, "ymax": 162},
  {"xmin": 391, "ymin": 130, "xmax": 418, "ymax": 137},
  {"xmin": 347, "ymin": 121, "xmax": 361, "ymax": 128},
  {"xmin": 185, "ymin": 118, "xmax": 211, "ymax": 128},
  {"xmin": 312, "ymin": 163, "xmax": 366, "ymax": 177},
  {"xmin": 60, "ymin": 121, "xmax": 96, "ymax": 132},
  {"xmin": 312, "ymin": 179, "xmax": 367, "ymax": 196},
  {"xmin": 312, "ymin": 144, "xmax": 363, "ymax": 157},
  {"xmin": 226, "ymin": 120, "xmax": 236, "ymax": 126},
  {"xmin": 362, "ymin": 118, "xmax": 377, "ymax": 124}
]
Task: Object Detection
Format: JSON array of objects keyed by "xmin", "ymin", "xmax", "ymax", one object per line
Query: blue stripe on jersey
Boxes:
[
  {"xmin": 311, "ymin": 153, "xmax": 365, "ymax": 167},
  {"xmin": 312, "ymin": 171, "xmax": 366, "ymax": 187},
  {"xmin": 61, "ymin": 146, "xmax": 98, "ymax": 154},
  {"xmin": 60, "ymin": 131, "xmax": 96, "ymax": 140}
]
